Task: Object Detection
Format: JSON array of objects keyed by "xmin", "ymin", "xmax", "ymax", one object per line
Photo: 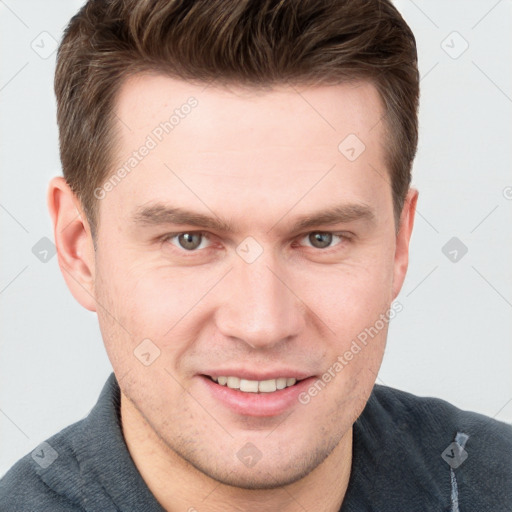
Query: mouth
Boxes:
[
  {"xmin": 199, "ymin": 372, "xmax": 315, "ymax": 417},
  {"xmin": 204, "ymin": 375, "xmax": 304, "ymax": 393}
]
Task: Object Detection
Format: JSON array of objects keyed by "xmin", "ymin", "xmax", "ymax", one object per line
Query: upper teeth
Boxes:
[{"xmin": 212, "ymin": 376, "xmax": 297, "ymax": 393}]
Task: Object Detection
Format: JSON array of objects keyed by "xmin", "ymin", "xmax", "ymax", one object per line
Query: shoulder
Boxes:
[
  {"xmin": 0, "ymin": 420, "xmax": 86, "ymax": 512},
  {"xmin": 360, "ymin": 384, "xmax": 512, "ymax": 509},
  {"xmin": 370, "ymin": 383, "xmax": 512, "ymax": 447}
]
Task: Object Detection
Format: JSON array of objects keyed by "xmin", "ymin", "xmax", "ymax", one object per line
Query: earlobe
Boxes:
[
  {"xmin": 47, "ymin": 176, "xmax": 97, "ymax": 312},
  {"xmin": 391, "ymin": 188, "xmax": 419, "ymax": 300}
]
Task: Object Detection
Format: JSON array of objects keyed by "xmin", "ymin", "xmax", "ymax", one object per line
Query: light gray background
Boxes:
[{"xmin": 1, "ymin": 0, "xmax": 511, "ymax": 477}]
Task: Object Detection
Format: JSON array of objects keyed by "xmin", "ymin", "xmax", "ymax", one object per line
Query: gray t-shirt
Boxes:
[{"xmin": 1, "ymin": 373, "xmax": 511, "ymax": 511}]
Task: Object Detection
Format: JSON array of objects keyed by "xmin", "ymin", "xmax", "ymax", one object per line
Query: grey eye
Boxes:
[
  {"xmin": 308, "ymin": 232, "xmax": 333, "ymax": 249},
  {"xmin": 177, "ymin": 233, "xmax": 203, "ymax": 250}
]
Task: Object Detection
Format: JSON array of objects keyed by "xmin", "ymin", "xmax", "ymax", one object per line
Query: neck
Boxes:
[{"xmin": 120, "ymin": 391, "xmax": 353, "ymax": 512}]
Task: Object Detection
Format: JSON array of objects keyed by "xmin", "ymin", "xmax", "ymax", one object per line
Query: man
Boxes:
[{"xmin": 1, "ymin": 0, "xmax": 511, "ymax": 510}]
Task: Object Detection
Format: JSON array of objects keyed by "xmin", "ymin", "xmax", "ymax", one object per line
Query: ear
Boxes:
[
  {"xmin": 47, "ymin": 176, "xmax": 97, "ymax": 312},
  {"xmin": 392, "ymin": 188, "xmax": 419, "ymax": 300}
]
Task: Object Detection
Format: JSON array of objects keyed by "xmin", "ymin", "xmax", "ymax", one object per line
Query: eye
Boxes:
[
  {"xmin": 161, "ymin": 230, "xmax": 349, "ymax": 254},
  {"xmin": 299, "ymin": 231, "xmax": 346, "ymax": 250},
  {"xmin": 164, "ymin": 232, "xmax": 212, "ymax": 251}
]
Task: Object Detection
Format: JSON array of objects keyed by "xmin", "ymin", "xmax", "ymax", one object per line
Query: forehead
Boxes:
[
  {"xmin": 100, "ymin": 74, "xmax": 391, "ymax": 230},
  {"xmin": 114, "ymin": 74, "xmax": 385, "ymax": 149}
]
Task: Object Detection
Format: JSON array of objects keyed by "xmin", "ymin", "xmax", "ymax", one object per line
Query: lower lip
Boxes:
[{"xmin": 199, "ymin": 375, "xmax": 316, "ymax": 417}]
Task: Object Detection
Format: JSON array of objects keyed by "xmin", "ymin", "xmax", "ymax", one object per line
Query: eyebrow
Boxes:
[{"xmin": 132, "ymin": 202, "xmax": 376, "ymax": 234}]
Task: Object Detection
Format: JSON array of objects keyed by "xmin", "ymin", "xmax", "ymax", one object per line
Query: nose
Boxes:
[{"xmin": 215, "ymin": 250, "xmax": 304, "ymax": 350}]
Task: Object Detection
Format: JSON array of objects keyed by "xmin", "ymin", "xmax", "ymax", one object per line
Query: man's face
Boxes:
[{"xmin": 92, "ymin": 75, "xmax": 409, "ymax": 488}]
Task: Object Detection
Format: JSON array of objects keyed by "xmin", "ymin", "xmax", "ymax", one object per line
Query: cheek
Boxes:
[
  {"xmin": 296, "ymin": 247, "xmax": 395, "ymax": 393},
  {"xmin": 121, "ymin": 266, "xmax": 221, "ymax": 333},
  {"xmin": 304, "ymin": 253, "xmax": 395, "ymax": 333},
  {"xmin": 94, "ymin": 255, "xmax": 221, "ymax": 369}
]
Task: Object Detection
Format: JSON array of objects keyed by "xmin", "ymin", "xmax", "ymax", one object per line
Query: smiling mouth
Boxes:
[{"xmin": 205, "ymin": 375, "xmax": 304, "ymax": 393}]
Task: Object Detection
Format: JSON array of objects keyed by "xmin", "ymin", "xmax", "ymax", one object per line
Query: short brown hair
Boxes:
[{"xmin": 55, "ymin": 0, "xmax": 419, "ymax": 237}]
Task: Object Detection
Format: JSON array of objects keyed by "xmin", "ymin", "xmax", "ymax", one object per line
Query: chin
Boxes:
[
  {"xmin": 175, "ymin": 436, "xmax": 339, "ymax": 491},
  {"xmin": 198, "ymin": 464, "xmax": 312, "ymax": 491}
]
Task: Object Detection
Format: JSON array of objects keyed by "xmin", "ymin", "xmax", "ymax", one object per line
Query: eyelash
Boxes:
[{"xmin": 160, "ymin": 230, "xmax": 351, "ymax": 256}]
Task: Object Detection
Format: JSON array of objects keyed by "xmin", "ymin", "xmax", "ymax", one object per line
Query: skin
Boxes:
[{"xmin": 48, "ymin": 75, "xmax": 418, "ymax": 511}]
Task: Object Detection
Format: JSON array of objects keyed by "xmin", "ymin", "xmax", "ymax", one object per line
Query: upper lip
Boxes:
[{"xmin": 202, "ymin": 369, "xmax": 313, "ymax": 381}]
